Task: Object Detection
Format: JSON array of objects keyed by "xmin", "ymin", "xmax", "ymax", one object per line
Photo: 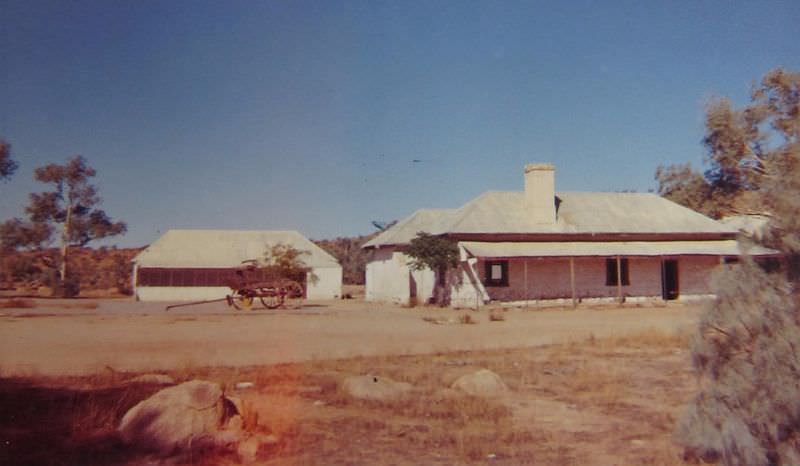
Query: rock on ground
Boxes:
[
  {"xmin": 451, "ymin": 369, "xmax": 508, "ymax": 398},
  {"xmin": 341, "ymin": 374, "xmax": 412, "ymax": 401},
  {"xmin": 118, "ymin": 380, "xmax": 239, "ymax": 454}
]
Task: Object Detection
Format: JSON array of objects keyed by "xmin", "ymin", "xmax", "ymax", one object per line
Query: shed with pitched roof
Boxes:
[{"xmin": 133, "ymin": 230, "xmax": 342, "ymax": 302}]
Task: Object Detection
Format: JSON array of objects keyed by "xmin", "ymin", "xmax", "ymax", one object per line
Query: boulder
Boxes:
[
  {"xmin": 118, "ymin": 380, "xmax": 238, "ymax": 454},
  {"xmin": 451, "ymin": 369, "xmax": 508, "ymax": 398},
  {"xmin": 341, "ymin": 375, "xmax": 412, "ymax": 401}
]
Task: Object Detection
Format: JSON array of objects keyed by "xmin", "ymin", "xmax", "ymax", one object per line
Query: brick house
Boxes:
[{"xmin": 362, "ymin": 164, "xmax": 773, "ymax": 307}]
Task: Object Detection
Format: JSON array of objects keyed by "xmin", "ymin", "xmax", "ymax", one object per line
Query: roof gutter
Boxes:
[{"xmin": 444, "ymin": 232, "xmax": 737, "ymax": 242}]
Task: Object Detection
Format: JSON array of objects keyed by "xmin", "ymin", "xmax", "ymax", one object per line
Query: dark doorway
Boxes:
[{"xmin": 662, "ymin": 259, "xmax": 679, "ymax": 300}]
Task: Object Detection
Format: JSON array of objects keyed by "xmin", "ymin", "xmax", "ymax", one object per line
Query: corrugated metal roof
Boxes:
[
  {"xmin": 720, "ymin": 215, "xmax": 769, "ymax": 239},
  {"xmin": 461, "ymin": 240, "xmax": 776, "ymax": 258},
  {"xmin": 134, "ymin": 230, "xmax": 340, "ymax": 268},
  {"xmin": 363, "ymin": 209, "xmax": 458, "ymax": 248},
  {"xmin": 366, "ymin": 191, "xmax": 736, "ymax": 247}
]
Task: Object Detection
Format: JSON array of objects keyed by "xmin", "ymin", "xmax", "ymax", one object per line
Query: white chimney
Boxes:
[{"xmin": 524, "ymin": 163, "xmax": 556, "ymax": 224}]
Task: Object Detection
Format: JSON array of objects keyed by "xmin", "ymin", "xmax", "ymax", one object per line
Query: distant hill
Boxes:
[{"xmin": 313, "ymin": 231, "xmax": 381, "ymax": 285}]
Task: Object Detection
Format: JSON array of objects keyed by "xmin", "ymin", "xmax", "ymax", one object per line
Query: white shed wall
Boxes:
[
  {"xmin": 307, "ymin": 266, "xmax": 342, "ymax": 300},
  {"xmin": 136, "ymin": 286, "xmax": 230, "ymax": 302},
  {"xmin": 135, "ymin": 265, "xmax": 342, "ymax": 302},
  {"xmin": 366, "ymin": 249, "xmax": 411, "ymax": 305}
]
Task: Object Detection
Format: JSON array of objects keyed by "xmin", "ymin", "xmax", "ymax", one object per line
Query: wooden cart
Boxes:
[
  {"xmin": 164, "ymin": 261, "xmax": 305, "ymax": 311},
  {"xmin": 225, "ymin": 261, "xmax": 305, "ymax": 310}
]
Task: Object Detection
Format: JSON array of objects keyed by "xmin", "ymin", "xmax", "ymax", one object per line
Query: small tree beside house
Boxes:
[{"xmin": 405, "ymin": 232, "xmax": 460, "ymax": 306}]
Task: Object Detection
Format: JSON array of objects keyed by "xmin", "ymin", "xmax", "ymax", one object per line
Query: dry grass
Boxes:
[
  {"xmin": 589, "ymin": 327, "xmax": 691, "ymax": 349},
  {"xmin": 0, "ymin": 329, "xmax": 696, "ymax": 465},
  {"xmin": 0, "ymin": 299, "xmax": 100, "ymax": 310},
  {"xmin": 63, "ymin": 301, "xmax": 100, "ymax": 310},
  {"xmin": 459, "ymin": 313, "xmax": 477, "ymax": 324},
  {"xmin": 0, "ymin": 298, "xmax": 35, "ymax": 308}
]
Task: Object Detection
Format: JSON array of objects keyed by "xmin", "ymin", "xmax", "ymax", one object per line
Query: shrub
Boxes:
[
  {"xmin": 676, "ymin": 259, "xmax": 800, "ymax": 465},
  {"xmin": 675, "ymin": 68, "xmax": 800, "ymax": 465}
]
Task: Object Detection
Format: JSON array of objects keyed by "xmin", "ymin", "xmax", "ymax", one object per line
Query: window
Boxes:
[
  {"xmin": 484, "ymin": 260, "xmax": 509, "ymax": 287},
  {"xmin": 605, "ymin": 258, "xmax": 629, "ymax": 286},
  {"xmin": 137, "ymin": 267, "xmax": 235, "ymax": 287}
]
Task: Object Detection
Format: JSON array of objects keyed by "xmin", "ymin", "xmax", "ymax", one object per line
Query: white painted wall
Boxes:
[
  {"xmin": 524, "ymin": 164, "xmax": 556, "ymax": 224},
  {"xmin": 136, "ymin": 286, "xmax": 231, "ymax": 302},
  {"xmin": 450, "ymin": 264, "xmax": 485, "ymax": 309},
  {"xmin": 135, "ymin": 265, "xmax": 342, "ymax": 302},
  {"xmin": 307, "ymin": 266, "xmax": 342, "ymax": 300},
  {"xmin": 366, "ymin": 247, "xmax": 477, "ymax": 306},
  {"xmin": 366, "ymin": 248, "xmax": 414, "ymax": 305},
  {"xmin": 410, "ymin": 267, "xmax": 435, "ymax": 304}
]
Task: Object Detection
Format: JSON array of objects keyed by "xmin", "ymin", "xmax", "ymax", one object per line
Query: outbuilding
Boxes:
[{"xmin": 133, "ymin": 230, "xmax": 342, "ymax": 301}]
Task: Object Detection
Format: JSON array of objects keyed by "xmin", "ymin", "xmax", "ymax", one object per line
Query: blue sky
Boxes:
[{"xmin": 1, "ymin": 0, "xmax": 798, "ymax": 247}]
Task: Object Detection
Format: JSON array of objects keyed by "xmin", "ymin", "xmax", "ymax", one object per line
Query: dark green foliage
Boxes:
[
  {"xmin": 405, "ymin": 232, "xmax": 460, "ymax": 273},
  {"xmin": 0, "ymin": 139, "xmax": 18, "ymax": 180},
  {"xmin": 405, "ymin": 232, "xmax": 460, "ymax": 305},
  {"xmin": 677, "ymin": 68, "xmax": 800, "ymax": 465}
]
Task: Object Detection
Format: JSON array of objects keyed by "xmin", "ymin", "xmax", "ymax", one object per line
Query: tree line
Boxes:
[{"xmin": 313, "ymin": 223, "xmax": 395, "ymax": 286}]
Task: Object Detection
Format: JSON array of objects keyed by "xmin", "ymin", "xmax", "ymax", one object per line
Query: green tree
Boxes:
[
  {"xmin": 654, "ymin": 163, "xmax": 714, "ymax": 216},
  {"xmin": 655, "ymin": 69, "xmax": 799, "ymax": 219},
  {"xmin": 0, "ymin": 139, "xmax": 18, "ymax": 181},
  {"xmin": 260, "ymin": 243, "xmax": 313, "ymax": 283},
  {"xmin": 405, "ymin": 232, "xmax": 460, "ymax": 305},
  {"xmin": 24, "ymin": 156, "xmax": 127, "ymax": 295},
  {"xmin": 676, "ymin": 68, "xmax": 800, "ymax": 465}
]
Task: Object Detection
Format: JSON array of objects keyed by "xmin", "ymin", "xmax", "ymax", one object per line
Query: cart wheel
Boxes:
[
  {"xmin": 230, "ymin": 290, "xmax": 254, "ymax": 310},
  {"xmin": 240, "ymin": 294, "xmax": 254, "ymax": 310},
  {"xmin": 259, "ymin": 288, "xmax": 281, "ymax": 309},
  {"xmin": 282, "ymin": 281, "xmax": 304, "ymax": 309}
]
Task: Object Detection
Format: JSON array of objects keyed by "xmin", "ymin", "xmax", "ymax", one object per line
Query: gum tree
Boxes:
[{"xmin": 25, "ymin": 156, "xmax": 127, "ymax": 295}]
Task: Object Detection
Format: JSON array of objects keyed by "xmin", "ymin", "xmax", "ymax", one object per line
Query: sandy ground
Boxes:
[{"xmin": 0, "ymin": 298, "xmax": 700, "ymax": 376}]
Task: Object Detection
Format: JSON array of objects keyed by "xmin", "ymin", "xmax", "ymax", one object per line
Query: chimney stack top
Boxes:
[{"xmin": 524, "ymin": 163, "xmax": 555, "ymax": 173}]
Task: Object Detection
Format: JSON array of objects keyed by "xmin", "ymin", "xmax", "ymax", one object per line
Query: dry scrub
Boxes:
[
  {"xmin": 0, "ymin": 298, "xmax": 35, "ymax": 309},
  {"xmin": 0, "ymin": 329, "xmax": 695, "ymax": 465}
]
